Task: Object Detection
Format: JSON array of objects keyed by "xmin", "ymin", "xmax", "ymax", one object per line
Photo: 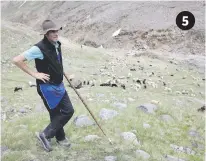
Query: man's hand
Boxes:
[
  {"xmin": 33, "ymin": 72, "xmax": 50, "ymax": 83},
  {"xmin": 12, "ymin": 54, "xmax": 50, "ymax": 83}
]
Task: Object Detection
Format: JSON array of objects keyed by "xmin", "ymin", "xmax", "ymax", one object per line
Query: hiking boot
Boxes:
[
  {"xmin": 57, "ymin": 138, "xmax": 71, "ymax": 147},
  {"xmin": 35, "ymin": 132, "xmax": 52, "ymax": 152}
]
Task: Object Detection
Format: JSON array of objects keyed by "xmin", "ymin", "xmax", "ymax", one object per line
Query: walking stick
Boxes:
[{"xmin": 63, "ymin": 72, "xmax": 113, "ymax": 145}]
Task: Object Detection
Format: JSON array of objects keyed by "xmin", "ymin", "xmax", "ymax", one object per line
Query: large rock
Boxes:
[
  {"xmin": 99, "ymin": 108, "xmax": 118, "ymax": 120},
  {"xmin": 164, "ymin": 155, "xmax": 186, "ymax": 161},
  {"xmin": 70, "ymin": 79, "xmax": 82, "ymax": 89},
  {"xmin": 104, "ymin": 156, "xmax": 117, "ymax": 161},
  {"xmin": 135, "ymin": 150, "xmax": 151, "ymax": 159},
  {"xmin": 120, "ymin": 132, "xmax": 140, "ymax": 145},
  {"xmin": 73, "ymin": 115, "xmax": 95, "ymax": 127},
  {"xmin": 137, "ymin": 103, "xmax": 158, "ymax": 114},
  {"xmin": 112, "ymin": 102, "xmax": 127, "ymax": 110},
  {"xmin": 84, "ymin": 135, "xmax": 101, "ymax": 142}
]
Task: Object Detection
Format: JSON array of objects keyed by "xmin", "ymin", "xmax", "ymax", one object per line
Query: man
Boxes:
[{"xmin": 12, "ymin": 20, "xmax": 74, "ymax": 152}]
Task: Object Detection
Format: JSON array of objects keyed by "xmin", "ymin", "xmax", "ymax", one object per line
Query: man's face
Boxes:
[{"xmin": 46, "ymin": 30, "xmax": 59, "ymax": 42}]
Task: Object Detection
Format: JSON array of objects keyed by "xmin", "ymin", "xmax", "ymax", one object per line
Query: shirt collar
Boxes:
[{"xmin": 52, "ymin": 41, "xmax": 59, "ymax": 48}]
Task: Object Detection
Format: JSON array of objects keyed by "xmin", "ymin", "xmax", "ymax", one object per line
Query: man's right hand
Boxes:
[
  {"xmin": 33, "ymin": 72, "xmax": 50, "ymax": 83},
  {"xmin": 12, "ymin": 55, "xmax": 50, "ymax": 83}
]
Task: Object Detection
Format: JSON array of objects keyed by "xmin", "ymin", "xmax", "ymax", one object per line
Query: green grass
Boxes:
[{"xmin": 1, "ymin": 21, "xmax": 205, "ymax": 161}]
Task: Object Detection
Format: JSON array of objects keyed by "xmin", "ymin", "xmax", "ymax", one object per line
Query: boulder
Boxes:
[
  {"xmin": 73, "ymin": 115, "xmax": 95, "ymax": 127},
  {"xmin": 135, "ymin": 150, "xmax": 150, "ymax": 159},
  {"xmin": 99, "ymin": 108, "xmax": 118, "ymax": 120},
  {"xmin": 120, "ymin": 132, "xmax": 140, "ymax": 145},
  {"xmin": 137, "ymin": 103, "xmax": 158, "ymax": 114}
]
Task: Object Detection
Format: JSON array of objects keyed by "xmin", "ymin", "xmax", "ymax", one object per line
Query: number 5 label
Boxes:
[
  {"xmin": 176, "ymin": 11, "xmax": 195, "ymax": 30},
  {"xmin": 182, "ymin": 16, "xmax": 189, "ymax": 26}
]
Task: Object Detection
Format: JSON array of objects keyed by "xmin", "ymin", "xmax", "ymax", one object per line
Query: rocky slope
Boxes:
[{"xmin": 1, "ymin": 1, "xmax": 205, "ymax": 54}]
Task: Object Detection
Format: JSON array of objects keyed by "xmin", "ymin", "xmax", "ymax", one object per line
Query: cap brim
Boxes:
[{"xmin": 40, "ymin": 26, "xmax": 63, "ymax": 35}]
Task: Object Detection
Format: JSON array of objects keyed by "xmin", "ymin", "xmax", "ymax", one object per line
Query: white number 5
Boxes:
[{"xmin": 182, "ymin": 16, "xmax": 189, "ymax": 26}]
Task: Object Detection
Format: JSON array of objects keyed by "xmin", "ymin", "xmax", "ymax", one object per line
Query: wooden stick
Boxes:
[{"xmin": 63, "ymin": 72, "xmax": 113, "ymax": 144}]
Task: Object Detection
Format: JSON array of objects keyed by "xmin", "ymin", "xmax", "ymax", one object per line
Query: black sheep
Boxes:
[
  {"xmin": 197, "ymin": 105, "xmax": 205, "ymax": 112},
  {"xmin": 136, "ymin": 80, "xmax": 141, "ymax": 84},
  {"xmin": 111, "ymin": 84, "xmax": 118, "ymax": 87},
  {"xmin": 121, "ymin": 84, "xmax": 126, "ymax": 90},
  {"xmin": 14, "ymin": 87, "xmax": 23, "ymax": 92}
]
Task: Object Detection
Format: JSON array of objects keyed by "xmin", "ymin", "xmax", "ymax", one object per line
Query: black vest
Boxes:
[{"xmin": 34, "ymin": 36, "xmax": 64, "ymax": 85}]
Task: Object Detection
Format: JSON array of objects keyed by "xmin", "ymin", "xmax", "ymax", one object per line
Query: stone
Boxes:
[
  {"xmin": 170, "ymin": 144, "xmax": 195, "ymax": 155},
  {"xmin": 19, "ymin": 108, "xmax": 27, "ymax": 113},
  {"xmin": 73, "ymin": 115, "xmax": 95, "ymax": 127},
  {"xmin": 104, "ymin": 156, "xmax": 117, "ymax": 161},
  {"xmin": 159, "ymin": 115, "xmax": 174, "ymax": 123},
  {"xmin": 28, "ymin": 81, "xmax": 36, "ymax": 87},
  {"xmin": 99, "ymin": 108, "xmax": 118, "ymax": 120},
  {"xmin": 96, "ymin": 93, "xmax": 105, "ymax": 98},
  {"xmin": 188, "ymin": 130, "xmax": 201, "ymax": 139},
  {"xmin": 70, "ymin": 80, "xmax": 82, "ymax": 89},
  {"xmin": 112, "ymin": 102, "xmax": 127, "ymax": 110},
  {"xmin": 68, "ymin": 74, "xmax": 75, "ymax": 80},
  {"xmin": 1, "ymin": 146, "xmax": 9, "ymax": 155},
  {"xmin": 164, "ymin": 155, "xmax": 186, "ymax": 161},
  {"xmin": 121, "ymin": 155, "xmax": 135, "ymax": 161},
  {"xmin": 1, "ymin": 96, "xmax": 5, "ymax": 102},
  {"xmin": 137, "ymin": 103, "xmax": 158, "ymax": 114},
  {"xmin": 104, "ymin": 100, "xmax": 110, "ymax": 103},
  {"xmin": 84, "ymin": 135, "xmax": 101, "ymax": 142},
  {"xmin": 128, "ymin": 97, "xmax": 135, "ymax": 102},
  {"xmin": 151, "ymin": 100, "xmax": 160, "ymax": 105},
  {"xmin": 119, "ymin": 76, "xmax": 125, "ymax": 79},
  {"xmin": 120, "ymin": 132, "xmax": 140, "ymax": 145},
  {"xmin": 131, "ymin": 130, "xmax": 137, "ymax": 134},
  {"xmin": 135, "ymin": 150, "xmax": 150, "ymax": 159},
  {"xmin": 1, "ymin": 113, "xmax": 6, "ymax": 121},
  {"xmin": 191, "ymin": 141, "xmax": 205, "ymax": 150},
  {"xmin": 88, "ymin": 98, "xmax": 93, "ymax": 102},
  {"xmin": 143, "ymin": 123, "xmax": 151, "ymax": 129}
]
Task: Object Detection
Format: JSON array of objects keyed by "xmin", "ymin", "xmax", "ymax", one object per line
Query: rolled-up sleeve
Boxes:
[{"xmin": 22, "ymin": 46, "xmax": 44, "ymax": 61}]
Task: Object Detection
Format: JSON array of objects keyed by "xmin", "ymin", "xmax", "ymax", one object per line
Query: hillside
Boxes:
[
  {"xmin": 1, "ymin": 1, "xmax": 205, "ymax": 161},
  {"xmin": 1, "ymin": 1, "xmax": 205, "ymax": 53}
]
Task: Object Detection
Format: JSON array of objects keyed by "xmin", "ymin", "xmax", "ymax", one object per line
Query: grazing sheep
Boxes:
[
  {"xmin": 14, "ymin": 87, "xmax": 23, "ymax": 92},
  {"xmin": 197, "ymin": 105, "xmax": 205, "ymax": 112}
]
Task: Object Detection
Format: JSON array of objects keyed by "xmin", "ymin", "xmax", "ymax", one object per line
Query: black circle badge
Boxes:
[{"xmin": 176, "ymin": 11, "xmax": 195, "ymax": 30}]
